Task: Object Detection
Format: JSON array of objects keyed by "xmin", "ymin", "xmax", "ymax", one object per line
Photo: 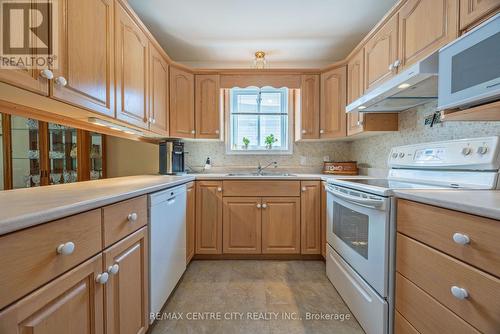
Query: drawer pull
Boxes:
[
  {"xmin": 262, "ymin": 203, "xmax": 267, "ymax": 209},
  {"xmin": 453, "ymin": 233, "xmax": 470, "ymax": 245},
  {"xmin": 107, "ymin": 264, "xmax": 120, "ymax": 275},
  {"xmin": 256, "ymin": 204, "xmax": 261, "ymax": 209},
  {"xmin": 301, "ymin": 187, "xmax": 306, "ymax": 192},
  {"xmin": 451, "ymin": 286, "xmax": 469, "ymax": 300},
  {"xmin": 217, "ymin": 187, "xmax": 222, "ymax": 192},
  {"xmin": 127, "ymin": 212, "xmax": 138, "ymax": 222},
  {"xmin": 56, "ymin": 241, "xmax": 75, "ymax": 255},
  {"xmin": 96, "ymin": 272, "xmax": 109, "ymax": 284}
]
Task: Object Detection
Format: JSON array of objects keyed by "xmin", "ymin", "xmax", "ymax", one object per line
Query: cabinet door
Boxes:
[
  {"xmin": 460, "ymin": 0, "xmax": 500, "ymax": 29},
  {"xmin": 320, "ymin": 66, "xmax": 347, "ymax": 139},
  {"xmin": 195, "ymin": 181, "xmax": 223, "ymax": 254},
  {"xmin": 398, "ymin": 0, "xmax": 459, "ymax": 70},
  {"xmin": 195, "ymin": 75, "xmax": 221, "ymax": 139},
  {"xmin": 0, "ymin": 255, "xmax": 104, "ymax": 334},
  {"xmin": 262, "ymin": 197, "xmax": 300, "ymax": 254},
  {"xmin": 104, "ymin": 227, "xmax": 149, "ymax": 334},
  {"xmin": 149, "ymin": 44, "xmax": 169, "ymax": 136},
  {"xmin": 347, "ymin": 50, "xmax": 365, "ymax": 136},
  {"xmin": 115, "ymin": 3, "xmax": 149, "ymax": 129},
  {"xmin": 223, "ymin": 197, "xmax": 262, "ymax": 254},
  {"xmin": 298, "ymin": 74, "xmax": 320, "ymax": 139},
  {"xmin": 321, "ymin": 181, "xmax": 327, "ymax": 258},
  {"xmin": 52, "ymin": 0, "xmax": 114, "ymax": 117},
  {"xmin": 170, "ymin": 66, "xmax": 195, "ymax": 138},
  {"xmin": 301, "ymin": 181, "xmax": 321, "ymax": 255},
  {"xmin": 186, "ymin": 181, "xmax": 195, "ymax": 263},
  {"xmin": 0, "ymin": 0, "xmax": 49, "ymax": 95},
  {"xmin": 364, "ymin": 14, "xmax": 398, "ymax": 91}
]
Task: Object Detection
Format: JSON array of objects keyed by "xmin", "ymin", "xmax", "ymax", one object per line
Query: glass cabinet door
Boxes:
[
  {"xmin": 48, "ymin": 123, "xmax": 78, "ymax": 185},
  {"xmin": 11, "ymin": 116, "xmax": 42, "ymax": 189},
  {"xmin": 89, "ymin": 132, "xmax": 105, "ymax": 180}
]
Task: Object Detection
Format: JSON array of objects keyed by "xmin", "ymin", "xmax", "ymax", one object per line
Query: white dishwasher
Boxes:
[{"xmin": 149, "ymin": 184, "xmax": 187, "ymax": 319}]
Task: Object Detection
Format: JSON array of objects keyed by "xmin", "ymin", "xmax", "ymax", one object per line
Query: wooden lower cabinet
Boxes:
[
  {"xmin": 104, "ymin": 227, "xmax": 149, "ymax": 334},
  {"xmin": 261, "ymin": 197, "xmax": 301, "ymax": 254},
  {"xmin": 223, "ymin": 197, "xmax": 262, "ymax": 254},
  {"xmin": 0, "ymin": 254, "xmax": 105, "ymax": 334},
  {"xmin": 300, "ymin": 181, "xmax": 321, "ymax": 254},
  {"xmin": 186, "ymin": 182, "xmax": 196, "ymax": 263},
  {"xmin": 195, "ymin": 181, "xmax": 223, "ymax": 254}
]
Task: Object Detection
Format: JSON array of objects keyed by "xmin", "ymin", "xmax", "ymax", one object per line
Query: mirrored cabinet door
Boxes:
[
  {"xmin": 89, "ymin": 132, "xmax": 105, "ymax": 180},
  {"xmin": 48, "ymin": 123, "xmax": 78, "ymax": 185}
]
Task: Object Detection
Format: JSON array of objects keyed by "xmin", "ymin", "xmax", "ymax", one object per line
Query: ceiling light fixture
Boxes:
[{"xmin": 253, "ymin": 51, "xmax": 267, "ymax": 69}]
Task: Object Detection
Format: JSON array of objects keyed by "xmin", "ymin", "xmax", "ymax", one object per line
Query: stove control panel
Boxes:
[{"xmin": 388, "ymin": 136, "xmax": 499, "ymax": 170}]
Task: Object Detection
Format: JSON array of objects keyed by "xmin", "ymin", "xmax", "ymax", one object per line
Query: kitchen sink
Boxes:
[{"xmin": 225, "ymin": 172, "xmax": 297, "ymax": 177}]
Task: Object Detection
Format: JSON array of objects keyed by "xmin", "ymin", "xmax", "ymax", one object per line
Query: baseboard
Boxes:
[{"xmin": 193, "ymin": 254, "xmax": 325, "ymax": 260}]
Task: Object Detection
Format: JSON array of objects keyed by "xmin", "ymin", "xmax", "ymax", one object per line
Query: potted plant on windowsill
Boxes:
[
  {"xmin": 242, "ymin": 137, "xmax": 250, "ymax": 150},
  {"xmin": 264, "ymin": 134, "xmax": 278, "ymax": 149}
]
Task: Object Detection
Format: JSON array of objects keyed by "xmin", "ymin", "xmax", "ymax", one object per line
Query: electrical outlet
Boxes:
[
  {"xmin": 323, "ymin": 155, "xmax": 330, "ymax": 162},
  {"xmin": 424, "ymin": 112, "xmax": 442, "ymax": 126}
]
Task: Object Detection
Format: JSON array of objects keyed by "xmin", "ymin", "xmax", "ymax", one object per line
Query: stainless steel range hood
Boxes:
[{"xmin": 346, "ymin": 53, "xmax": 438, "ymax": 113}]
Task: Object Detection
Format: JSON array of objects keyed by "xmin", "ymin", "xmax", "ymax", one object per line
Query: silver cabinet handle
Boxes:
[{"xmin": 450, "ymin": 286, "xmax": 468, "ymax": 300}]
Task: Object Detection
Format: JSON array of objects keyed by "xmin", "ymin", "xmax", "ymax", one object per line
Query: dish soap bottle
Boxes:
[{"xmin": 204, "ymin": 157, "xmax": 212, "ymax": 171}]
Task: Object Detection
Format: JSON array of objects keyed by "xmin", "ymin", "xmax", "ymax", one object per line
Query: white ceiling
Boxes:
[{"xmin": 127, "ymin": 0, "xmax": 398, "ymax": 68}]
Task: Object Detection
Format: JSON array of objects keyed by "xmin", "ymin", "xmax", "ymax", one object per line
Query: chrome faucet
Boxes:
[{"xmin": 257, "ymin": 161, "xmax": 278, "ymax": 175}]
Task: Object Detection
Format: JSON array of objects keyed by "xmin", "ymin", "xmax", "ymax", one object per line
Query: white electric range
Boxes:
[{"xmin": 324, "ymin": 136, "xmax": 500, "ymax": 334}]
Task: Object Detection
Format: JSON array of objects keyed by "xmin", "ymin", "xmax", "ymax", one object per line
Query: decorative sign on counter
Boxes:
[{"xmin": 323, "ymin": 161, "xmax": 358, "ymax": 175}]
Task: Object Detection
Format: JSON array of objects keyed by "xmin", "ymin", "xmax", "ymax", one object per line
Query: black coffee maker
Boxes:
[{"xmin": 159, "ymin": 140, "xmax": 185, "ymax": 175}]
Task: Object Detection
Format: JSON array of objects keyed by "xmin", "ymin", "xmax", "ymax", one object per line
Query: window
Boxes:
[{"xmin": 228, "ymin": 87, "xmax": 291, "ymax": 154}]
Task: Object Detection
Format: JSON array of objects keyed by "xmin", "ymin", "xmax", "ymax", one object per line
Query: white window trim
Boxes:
[{"xmin": 224, "ymin": 87, "xmax": 294, "ymax": 155}]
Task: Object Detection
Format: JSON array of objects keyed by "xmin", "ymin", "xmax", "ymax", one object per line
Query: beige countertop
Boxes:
[
  {"xmin": 0, "ymin": 175, "xmax": 195, "ymax": 236},
  {"xmin": 394, "ymin": 189, "xmax": 500, "ymax": 221},
  {"xmin": 0, "ymin": 173, "xmax": 369, "ymax": 236}
]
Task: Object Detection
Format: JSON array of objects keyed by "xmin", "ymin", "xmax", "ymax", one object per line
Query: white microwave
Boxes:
[{"xmin": 438, "ymin": 13, "xmax": 500, "ymax": 111}]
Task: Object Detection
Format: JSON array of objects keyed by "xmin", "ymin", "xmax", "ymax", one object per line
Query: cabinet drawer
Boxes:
[
  {"xmin": 397, "ymin": 199, "xmax": 500, "ymax": 277},
  {"xmin": 0, "ymin": 209, "xmax": 102, "ymax": 310},
  {"xmin": 103, "ymin": 195, "xmax": 147, "ymax": 247},
  {"xmin": 395, "ymin": 273, "xmax": 480, "ymax": 334},
  {"xmin": 394, "ymin": 311, "xmax": 419, "ymax": 334},
  {"xmin": 222, "ymin": 181, "xmax": 300, "ymax": 197},
  {"xmin": 396, "ymin": 234, "xmax": 500, "ymax": 334}
]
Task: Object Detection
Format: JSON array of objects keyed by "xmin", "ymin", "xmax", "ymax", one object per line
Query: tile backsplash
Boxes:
[
  {"xmin": 350, "ymin": 102, "xmax": 500, "ymax": 169},
  {"xmin": 184, "ymin": 141, "xmax": 351, "ymax": 172}
]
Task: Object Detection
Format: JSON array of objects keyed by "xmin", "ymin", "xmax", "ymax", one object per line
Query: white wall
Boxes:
[{"xmin": 106, "ymin": 136, "xmax": 159, "ymax": 177}]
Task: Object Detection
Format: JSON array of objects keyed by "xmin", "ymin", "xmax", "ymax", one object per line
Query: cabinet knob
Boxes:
[
  {"xmin": 56, "ymin": 241, "xmax": 75, "ymax": 255},
  {"xmin": 262, "ymin": 203, "xmax": 267, "ymax": 209},
  {"xmin": 107, "ymin": 264, "xmax": 120, "ymax": 275},
  {"xmin": 215, "ymin": 130, "xmax": 220, "ymax": 134},
  {"xmin": 39, "ymin": 69, "xmax": 54, "ymax": 80},
  {"xmin": 393, "ymin": 59, "xmax": 401, "ymax": 68},
  {"xmin": 450, "ymin": 286, "xmax": 468, "ymax": 300},
  {"xmin": 301, "ymin": 129, "xmax": 306, "ymax": 134},
  {"xmin": 452, "ymin": 233, "xmax": 470, "ymax": 245},
  {"xmin": 128, "ymin": 212, "xmax": 138, "ymax": 222},
  {"xmin": 217, "ymin": 187, "xmax": 222, "ymax": 192},
  {"xmin": 388, "ymin": 63, "xmax": 394, "ymax": 71},
  {"xmin": 55, "ymin": 76, "xmax": 67, "ymax": 87},
  {"xmin": 357, "ymin": 120, "xmax": 364, "ymax": 126},
  {"xmin": 301, "ymin": 187, "xmax": 307, "ymax": 192},
  {"xmin": 257, "ymin": 204, "xmax": 261, "ymax": 209},
  {"xmin": 320, "ymin": 129, "xmax": 324, "ymax": 134},
  {"xmin": 191, "ymin": 130, "xmax": 196, "ymax": 134},
  {"xmin": 96, "ymin": 272, "xmax": 109, "ymax": 284},
  {"xmin": 152, "ymin": 118, "xmax": 156, "ymax": 124}
]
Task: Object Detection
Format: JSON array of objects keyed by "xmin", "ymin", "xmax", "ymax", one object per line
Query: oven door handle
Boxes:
[{"xmin": 326, "ymin": 185, "xmax": 384, "ymax": 208}]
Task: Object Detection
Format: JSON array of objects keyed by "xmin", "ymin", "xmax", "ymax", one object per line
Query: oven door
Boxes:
[{"xmin": 325, "ymin": 183, "xmax": 390, "ymax": 297}]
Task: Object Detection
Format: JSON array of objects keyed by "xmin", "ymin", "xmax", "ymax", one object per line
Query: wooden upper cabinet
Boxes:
[
  {"xmin": 195, "ymin": 181, "xmax": 223, "ymax": 254},
  {"xmin": 223, "ymin": 197, "xmax": 262, "ymax": 254},
  {"xmin": 301, "ymin": 181, "xmax": 321, "ymax": 255},
  {"xmin": 298, "ymin": 74, "xmax": 320, "ymax": 139},
  {"xmin": 186, "ymin": 182, "xmax": 195, "ymax": 263},
  {"xmin": 398, "ymin": 0, "xmax": 459, "ymax": 70},
  {"xmin": 364, "ymin": 14, "xmax": 398, "ymax": 91},
  {"xmin": 104, "ymin": 227, "xmax": 149, "ymax": 334},
  {"xmin": 261, "ymin": 197, "xmax": 301, "ymax": 254},
  {"xmin": 195, "ymin": 74, "xmax": 221, "ymax": 139},
  {"xmin": 0, "ymin": 0, "xmax": 49, "ymax": 95},
  {"xmin": 320, "ymin": 66, "xmax": 347, "ymax": 139},
  {"xmin": 460, "ymin": 0, "xmax": 500, "ymax": 29},
  {"xmin": 52, "ymin": 0, "xmax": 114, "ymax": 117},
  {"xmin": 170, "ymin": 66, "xmax": 195, "ymax": 138},
  {"xmin": 347, "ymin": 50, "xmax": 365, "ymax": 136},
  {"xmin": 0, "ymin": 255, "xmax": 104, "ymax": 334},
  {"xmin": 115, "ymin": 2, "xmax": 149, "ymax": 129},
  {"xmin": 149, "ymin": 44, "xmax": 169, "ymax": 136}
]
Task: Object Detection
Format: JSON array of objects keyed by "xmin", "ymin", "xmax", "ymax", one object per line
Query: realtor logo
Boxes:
[{"xmin": 0, "ymin": 0, "xmax": 58, "ymax": 69}]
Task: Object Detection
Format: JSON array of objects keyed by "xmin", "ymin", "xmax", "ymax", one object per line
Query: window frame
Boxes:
[{"xmin": 225, "ymin": 87, "xmax": 293, "ymax": 155}]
